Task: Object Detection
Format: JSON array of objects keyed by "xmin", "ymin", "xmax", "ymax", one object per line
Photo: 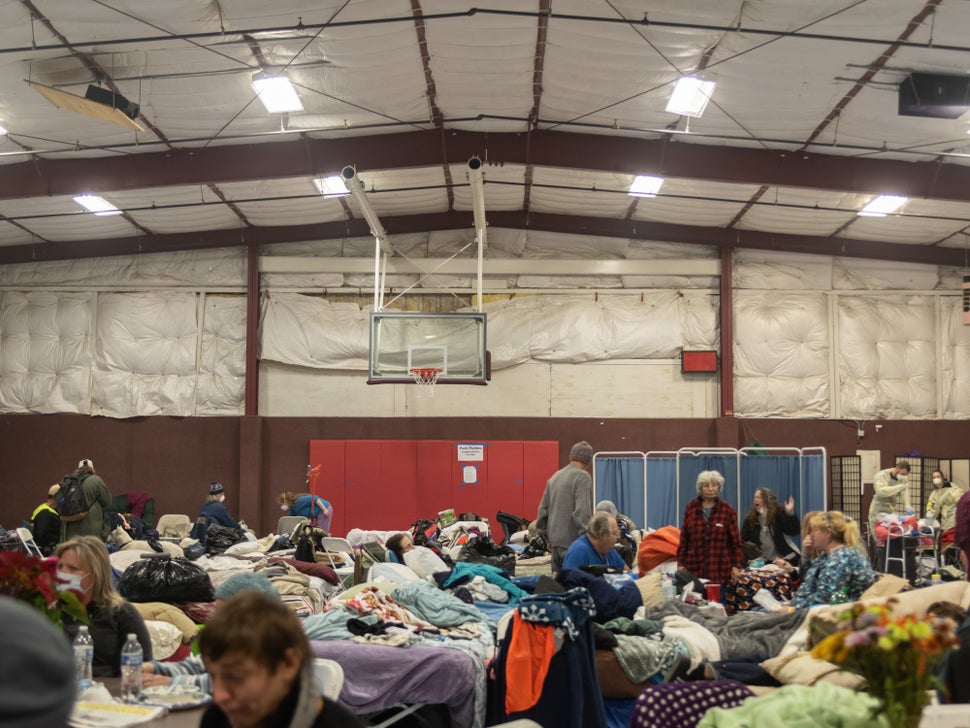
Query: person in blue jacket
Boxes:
[
  {"xmin": 199, "ymin": 482, "xmax": 241, "ymax": 529},
  {"xmin": 561, "ymin": 512, "xmax": 628, "ymax": 572},
  {"xmin": 278, "ymin": 490, "xmax": 333, "ymax": 532}
]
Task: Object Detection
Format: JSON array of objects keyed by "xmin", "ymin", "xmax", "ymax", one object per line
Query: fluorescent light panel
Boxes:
[
  {"xmin": 858, "ymin": 194, "xmax": 907, "ymax": 217},
  {"xmin": 628, "ymin": 175, "xmax": 664, "ymax": 197},
  {"xmin": 74, "ymin": 194, "xmax": 121, "ymax": 216},
  {"xmin": 666, "ymin": 76, "xmax": 716, "ymax": 118},
  {"xmin": 313, "ymin": 175, "xmax": 350, "ymax": 197},
  {"xmin": 251, "ymin": 74, "xmax": 303, "ymax": 113}
]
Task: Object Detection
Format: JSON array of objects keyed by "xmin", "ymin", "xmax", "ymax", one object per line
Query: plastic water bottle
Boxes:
[
  {"xmin": 120, "ymin": 633, "xmax": 143, "ymax": 703},
  {"xmin": 73, "ymin": 626, "xmax": 93, "ymax": 690}
]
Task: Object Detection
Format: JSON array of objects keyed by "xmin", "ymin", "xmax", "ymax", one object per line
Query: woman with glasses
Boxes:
[
  {"xmin": 676, "ymin": 470, "xmax": 744, "ymax": 598},
  {"xmin": 787, "ymin": 510, "xmax": 873, "ymax": 609}
]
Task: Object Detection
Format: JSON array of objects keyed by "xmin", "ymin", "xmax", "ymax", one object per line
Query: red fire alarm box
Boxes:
[{"xmin": 681, "ymin": 350, "xmax": 718, "ymax": 373}]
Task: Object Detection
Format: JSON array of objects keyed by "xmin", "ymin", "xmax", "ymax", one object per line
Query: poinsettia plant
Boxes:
[{"xmin": 0, "ymin": 550, "xmax": 88, "ymax": 628}]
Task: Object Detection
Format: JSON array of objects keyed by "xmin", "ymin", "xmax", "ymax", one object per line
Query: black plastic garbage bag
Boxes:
[
  {"xmin": 118, "ymin": 555, "xmax": 214, "ymax": 603},
  {"xmin": 205, "ymin": 524, "xmax": 246, "ymax": 555}
]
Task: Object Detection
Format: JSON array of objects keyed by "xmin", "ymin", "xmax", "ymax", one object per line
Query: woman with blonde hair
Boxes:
[
  {"xmin": 56, "ymin": 535, "xmax": 152, "ymax": 677},
  {"xmin": 787, "ymin": 510, "xmax": 873, "ymax": 609},
  {"xmin": 277, "ymin": 490, "xmax": 332, "ymax": 532}
]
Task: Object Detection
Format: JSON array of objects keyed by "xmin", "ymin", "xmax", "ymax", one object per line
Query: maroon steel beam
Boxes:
[
  {"xmin": 719, "ymin": 247, "xmax": 734, "ymax": 418},
  {"xmin": 0, "ymin": 209, "xmax": 963, "ymax": 267},
  {"xmin": 5, "ymin": 130, "xmax": 970, "ymax": 204},
  {"xmin": 244, "ymin": 242, "xmax": 259, "ymax": 416}
]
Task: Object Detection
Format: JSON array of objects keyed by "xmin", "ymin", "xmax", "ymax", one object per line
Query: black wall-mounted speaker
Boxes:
[
  {"xmin": 84, "ymin": 85, "xmax": 140, "ymax": 121},
  {"xmin": 898, "ymin": 73, "xmax": 970, "ymax": 119}
]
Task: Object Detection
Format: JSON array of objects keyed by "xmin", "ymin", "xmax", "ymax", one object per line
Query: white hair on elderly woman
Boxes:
[{"xmin": 695, "ymin": 470, "xmax": 725, "ymax": 495}]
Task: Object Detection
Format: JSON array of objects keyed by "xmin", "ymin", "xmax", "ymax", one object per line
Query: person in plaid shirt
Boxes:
[{"xmin": 677, "ymin": 470, "xmax": 744, "ymax": 595}]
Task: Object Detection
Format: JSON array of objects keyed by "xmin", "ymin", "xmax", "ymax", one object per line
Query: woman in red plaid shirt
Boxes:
[{"xmin": 677, "ymin": 470, "xmax": 744, "ymax": 597}]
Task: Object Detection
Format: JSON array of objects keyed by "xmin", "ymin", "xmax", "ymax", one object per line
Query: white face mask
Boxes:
[
  {"xmin": 280, "ymin": 504, "xmax": 290, "ymax": 512},
  {"xmin": 933, "ymin": 477, "xmax": 943, "ymax": 486},
  {"xmin": 897, "ymin": 474, "xmax": 908, "ymax": 482},
  {"xmin": 217, "ymin": 494, "xmax": 226, "ymax": 503},
  {"xmin": 56, "ymin": 571, "xmax": 84, "ymax": 593}
]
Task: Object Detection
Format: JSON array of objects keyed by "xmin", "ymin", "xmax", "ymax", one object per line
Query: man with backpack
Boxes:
[{"xmin": 57, "ymin": 458, "xmax": 113, "ymax": 542}]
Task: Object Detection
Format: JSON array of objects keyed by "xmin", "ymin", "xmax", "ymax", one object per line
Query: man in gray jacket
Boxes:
[{"xmin": 535, "ymin": 441, "xmax": 594, "ymax": 572}]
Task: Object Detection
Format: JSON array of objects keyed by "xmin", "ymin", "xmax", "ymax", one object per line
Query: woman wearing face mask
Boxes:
[
  {"xmin": 277, "ymin": 491, "xmax": 332, "ymax": 533},
  {"xmin": 199, "ymin": 481, "xmax": 241, "ymax": 529},
  {"xmin": 926, "ymin": 470, "xmax": 965, "ymax": 545},
  {"xmin": 56, "ymin": 535, "xmax": 153, "ymax": 677}
]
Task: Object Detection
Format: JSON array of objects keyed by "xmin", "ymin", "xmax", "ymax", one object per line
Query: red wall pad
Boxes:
[{"xmin": 309, "ymin": 440, "xmax": 559, "ymax": 536}]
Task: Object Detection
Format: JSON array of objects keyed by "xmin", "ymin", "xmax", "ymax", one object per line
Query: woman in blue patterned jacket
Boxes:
[{"xmin": 788, "ymin": 510, "xmax": 873, "ymax": 609}]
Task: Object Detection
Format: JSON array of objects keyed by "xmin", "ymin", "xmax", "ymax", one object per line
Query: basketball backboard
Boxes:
[{"xmin": 368, "ymin": 312, "xmax": 488, "ymax": 385}]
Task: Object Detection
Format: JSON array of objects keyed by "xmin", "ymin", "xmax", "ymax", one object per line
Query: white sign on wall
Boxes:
[{"xmin": 457, "ymin": 443, "xmax": 485, "ymax": 461}]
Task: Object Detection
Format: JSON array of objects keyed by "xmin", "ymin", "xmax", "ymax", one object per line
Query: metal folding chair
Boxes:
[
  {"xmin": 320, "ymin": 536, "xmax": 356, "ymax": 587},
  {"xmin": 16, "ymin": 527, "xmax": 43, "ymax": 557}
]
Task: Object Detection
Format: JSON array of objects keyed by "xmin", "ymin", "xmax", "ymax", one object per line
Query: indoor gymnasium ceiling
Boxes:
[{"xmin": 2, "ymin": 0, "xmax": 970, "ymax": 268}]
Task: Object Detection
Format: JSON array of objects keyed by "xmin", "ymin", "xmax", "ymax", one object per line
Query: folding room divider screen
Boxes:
[{"xmin": 592, "ymin": 447, "xmax": 827, "ymax": 531}]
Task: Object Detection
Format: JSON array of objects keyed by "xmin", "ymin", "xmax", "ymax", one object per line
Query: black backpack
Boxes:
[{"xmin": 57, "ymin": 473, "xmax": 91, "ymax": 523}]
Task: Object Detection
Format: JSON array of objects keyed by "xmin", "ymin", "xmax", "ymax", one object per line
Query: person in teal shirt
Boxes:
[{"xmin": 277, "ymin": 491, "xmax": 332, "ymax": 532}]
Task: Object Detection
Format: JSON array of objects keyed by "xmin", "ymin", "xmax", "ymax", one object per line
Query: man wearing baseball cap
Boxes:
[
  {"xmin": 535, "ymin": 441, "xmax": 595, "ymax": 572},
  {"xmin": 60, "ymin": 458, "xmax": 113, "ymax": 542},
  {"xmin": 28, "ymin": 484, "xmax": 62, "ymax": 554}
]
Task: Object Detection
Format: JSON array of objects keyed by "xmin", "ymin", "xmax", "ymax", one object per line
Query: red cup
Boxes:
[{"xmin": 705, "ymin": 583, "xmax": 721, "ymax": 602}]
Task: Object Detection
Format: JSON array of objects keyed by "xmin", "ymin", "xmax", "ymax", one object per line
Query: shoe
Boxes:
[{"xmin": 662, "ymin": 654, "xmax": 691, "ymax": 683}]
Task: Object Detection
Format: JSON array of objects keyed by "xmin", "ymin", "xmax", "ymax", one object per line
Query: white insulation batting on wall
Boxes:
[
  {"xmin": 0, "ymin": 291, "xmax": 94, "ymax": 413},
  {"xmin": 258, "ymin": 292, "xmax": 719, "ymax": 371},
  {"xmin": 734, "ymin": 292, "xmax": 830, "ymax": 417},
  {"xmin": 838, "ymin": 296, "xmax": 937, "ymax": 419},
  {"xmin": 0, "ymin": 290, "xmax": 245, "ymax": 417}
]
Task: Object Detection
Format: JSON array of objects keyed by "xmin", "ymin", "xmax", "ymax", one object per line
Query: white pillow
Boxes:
[
  {"xmin": 403, "ymin": 546, "xmax": 449, "ymax": 579},
  {"xmin": 367, "ymin": 562, "xmax": 423, "ymax": 584}
]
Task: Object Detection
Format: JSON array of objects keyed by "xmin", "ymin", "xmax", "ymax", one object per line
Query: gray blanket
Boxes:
[{"xmin": 642, "ymin": 601, "xmax": 806, "ymax": 659}]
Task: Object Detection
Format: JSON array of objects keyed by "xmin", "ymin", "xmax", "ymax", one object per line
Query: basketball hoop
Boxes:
[{"xmin": 410, "ymin": 367, "xmax": 442, "ymax": 398}]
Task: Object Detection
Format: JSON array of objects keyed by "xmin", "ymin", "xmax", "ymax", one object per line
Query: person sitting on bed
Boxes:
[
  {"xmin": 561, "ymin": 512, "xmax": 629, "ymax": 572},
  {"xmin": 785, "ymin": 510, "xmax": 873, "ymax": 610},
  {"xmin": 199, "ymin": 591, "xmax": 365, "ymax": 728},
  {"xmin": 142, "ymin": 571, "xmax": 280, "ymax": 692},
  {"xmin": 740, "ymin": 488, "xmax": 800, "ymax": 568}
]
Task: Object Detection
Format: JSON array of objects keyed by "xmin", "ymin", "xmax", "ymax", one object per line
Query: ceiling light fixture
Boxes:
[
  {"xmin": 665, "ymin": 76, "xmax": 716, "ymax": 118},
  {"xmin": 628, "ymin": 175, "xmax": 664, "ymax": 197},
  {"xmin": 313, "ymin": 175, "xmax": 350, "ymax": 197},
  {"xmin": 251, "ymin": 73, "xmax": 303, "ymax": 113},
  {"xmin": 857, "ymin": 194, "xmax": 908, "ymax": 217},
  {"xmin": 74, "ymin": 194, "xmax": 122, "ymax": 216}
]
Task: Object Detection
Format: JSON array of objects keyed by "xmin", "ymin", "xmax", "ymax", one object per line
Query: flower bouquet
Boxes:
[
  {"xmin": 0, "ymin": 550, "xmax": 87, "ymax": 628},
  {"xmin": 811, "ymin": 600, "xmax": 959, "ymax": 728}
]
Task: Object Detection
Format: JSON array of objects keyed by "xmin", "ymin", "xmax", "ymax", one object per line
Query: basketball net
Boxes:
[{"xmin": 410, "ymin": 367, "xmax": 441, "ymax": 399}]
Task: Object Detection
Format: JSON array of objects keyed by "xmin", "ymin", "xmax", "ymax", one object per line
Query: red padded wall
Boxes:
[{"xmin": 309, "ymin": 439, "xmax": 558, "ymax": 535}]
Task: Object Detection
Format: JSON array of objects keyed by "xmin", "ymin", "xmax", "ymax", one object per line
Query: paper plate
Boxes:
[{"xmin": 140, "ymin": 686, "xmax": 212, "ymax": 710}]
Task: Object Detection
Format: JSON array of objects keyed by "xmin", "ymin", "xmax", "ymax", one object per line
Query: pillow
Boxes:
[
  {"xmin": 144, "ymin": 620, "xmax": 183, "ymax": 661},
  {"xmin": 761, "ymin": 651, "xmax": 863, "ymax": 689},
  {"xmin": 403, "ymin": 545, "xmax": 449, "ymax": 579},
  {"xmin": 857, "ymin": 573, "xmax": 909, "ymax": 601}
]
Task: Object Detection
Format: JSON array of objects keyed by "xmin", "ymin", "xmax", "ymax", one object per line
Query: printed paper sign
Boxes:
[
  {"xmin": 457, "ymin": 444, "xmax": 484, "ymax": 461},
  {"xmin": 462, "ymin": 465, "xmax": 478, "ymax": 484}
]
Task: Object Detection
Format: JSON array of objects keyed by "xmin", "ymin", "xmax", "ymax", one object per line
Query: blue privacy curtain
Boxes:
[
  {"xmin": 593, "ymin": 457, "xmax": 645, "ymax": 528},
  {"xmin": 595, "ymin": 452, "xmax": 827, "ymax": 530}
]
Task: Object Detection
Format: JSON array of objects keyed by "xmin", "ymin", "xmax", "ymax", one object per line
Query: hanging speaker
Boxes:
[{"xmin": 84, "ymin": 85, "xmax": 140, "ymax": 121}]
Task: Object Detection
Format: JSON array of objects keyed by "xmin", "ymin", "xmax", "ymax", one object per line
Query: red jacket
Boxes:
[{"xmin": 677, "ymin": 497, "xmax": 743, "ymax": 584}]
